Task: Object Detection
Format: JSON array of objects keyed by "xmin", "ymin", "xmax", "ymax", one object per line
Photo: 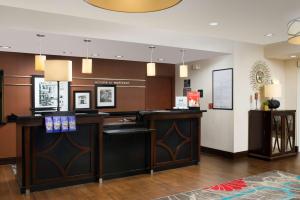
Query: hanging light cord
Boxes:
[
  {"xmin": 181, "ymin": 50, "xmax": 185, "ymax": 65},
  {"xmin": 84, "ymin": 39, "xmax": 91, "ymax": 59},
  {"xmin": 150, "ymin": 47, "xmax": 154, "ymax": 63},
  {"xmin": 39, "ymin": 37, "xmax": 42, "ymax": 56},
  {"xmin": 86, "ymin": 41, "xmax": 89, "ymax": 59},
  {"xmin": 37, "ymin": 34, "xmax": 45, "ymax": 56}
]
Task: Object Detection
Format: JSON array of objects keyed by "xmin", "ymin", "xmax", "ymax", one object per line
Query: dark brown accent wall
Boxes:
[{"xmin": 0, "ymin": 52, "xmax": 175, "ymax": 159}]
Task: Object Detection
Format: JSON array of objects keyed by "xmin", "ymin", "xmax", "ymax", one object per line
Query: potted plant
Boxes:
[{"xmin": 262, "ymin": 101, "xmax": 269, "ymax": 111}]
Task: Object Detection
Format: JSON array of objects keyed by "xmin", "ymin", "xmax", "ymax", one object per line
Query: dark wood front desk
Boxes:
[
  {"xmin": 15, "ymin": 113, "xmax": 107, "ymax": 194},
  {"xmin": 139, "ymin": 110, "xmax": 204, "ymax": 172},
  {"xmin": 15, "ymin": 110, "xmax": 205, "ymax": 193}
]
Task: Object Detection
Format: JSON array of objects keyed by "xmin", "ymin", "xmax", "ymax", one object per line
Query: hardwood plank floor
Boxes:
[{"xmin": 0, "ymin": 153, "xmax": 299, "ymax": 200}]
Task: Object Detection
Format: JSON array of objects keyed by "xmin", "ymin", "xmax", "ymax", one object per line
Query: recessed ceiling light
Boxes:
[
  {"xmin": 209, "ymin": 22, "xmax": 219, "ymax": 26},
  {"xmin": 92, "ymin": 53, "xmax": 99, "ymax": 57},
  {"xmin": 290, "ymin": 55, "xmax": 297, "ymax": 58},
  {"xmin": 0, "ymin": 45, "xmax": 11, "ymax": 49},
  {"xmin": 265, "ymin": 33, "xmax": 274, "ymax": 37},
  {"xmin": 62, "ymin": 51, "xmax": 72, "ymax": 55},
  {"xmin": 158, "ymin": 58, "xmax": 164, "ymax": 62},
  {"xmin": 115, "ymin": 55, "xmax": 123, "ymax": 58}
]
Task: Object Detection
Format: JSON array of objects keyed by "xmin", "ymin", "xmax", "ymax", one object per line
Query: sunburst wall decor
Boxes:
[{"xmin": 249, "ymin": 61, "xmax": 271, "ymax": 91}]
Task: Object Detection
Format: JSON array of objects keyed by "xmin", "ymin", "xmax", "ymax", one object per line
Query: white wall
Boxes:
[
  {"xmin": 284, "ymin": 60, "xmax": 299, "ymax": 148},
  {"xmin": 175, "ymin": 42, "xmax": 294, "ymax": 153},
  {"xmin": 233, "ymin": 42, "xmax": 286, "ymax": 152},
  {"xmin": 175, "ymin": 55, "xmax": 234, "ymax": 152},
  {"xmin": 285, "ymin": 60, "xmax": 298, "ymax": 110}
]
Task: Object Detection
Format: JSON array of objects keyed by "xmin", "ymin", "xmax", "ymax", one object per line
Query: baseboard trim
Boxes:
[
  {"xmin": 201, "ymin": 146, "xmax": 248, "ymax": 159},
  {"xmin": 0, "ymin": 157, "xmax": 16, "ymax": 165}
]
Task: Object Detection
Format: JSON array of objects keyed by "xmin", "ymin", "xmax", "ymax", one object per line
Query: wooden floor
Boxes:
[{"xmin": 0, "ymin": 153, "xmax": 299, "ymax": 200}]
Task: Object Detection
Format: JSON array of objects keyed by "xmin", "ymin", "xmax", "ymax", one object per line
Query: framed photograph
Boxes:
[
  {"xmin": 212, "ymin": 68, "xmax": 233, "ymax": 110},
  {"xmin": 95, "ymin": 84, "xmax": 116, "ymax": 108},
  {"xmin": 184, "ymin": 79, "xmax": 191, "ymax": 88},
  {"xmin": 183, "ymin": 87, "xmax": 191, "ymax": 96},
  {"xmin": 74, "ymin": 91, "xmax": 91, "ymax": 110},
  {"xmin": 32, "ymin": 75, "xmax": 70, "ymax": 112}
]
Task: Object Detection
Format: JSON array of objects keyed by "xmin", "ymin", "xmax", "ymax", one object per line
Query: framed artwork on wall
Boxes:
[
  {"xmin": 32, "ymin": 75, "xmax": 70, "ymax": 113},
  {"xmin": 58, "ymin": 81, "xmax": 70, "ymax": 111},
  {"xmin": 212, "ymin": 68, "xmax": 233, "ymax": 110},
  {"xmin": 95, "ymin": 84, "xmax": 116, "ymax": 108},
  {"xmin": 73, "ymin": 91, "xmax": 92, "ymax": 110}
]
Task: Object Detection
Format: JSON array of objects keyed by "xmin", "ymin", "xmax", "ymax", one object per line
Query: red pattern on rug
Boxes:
[{"xmin": 209, "ymin": 179, "xmax": 247, "ymax": 191}]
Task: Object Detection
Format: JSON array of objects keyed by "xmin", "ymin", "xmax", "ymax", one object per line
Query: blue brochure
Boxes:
[
  {"xmin": 61, "ymin": 116, "xmax": 69, "ymax": 132},
  {"xmin": 68, "ymin": 116, "xmax": 76, "ymax": 132},
  {"xmin": 53, "ymin": 116, "xmax": 61, "ymax": 133},
  {"xmin": 45, "ymin": 116, "xmax": 53, "ymax": 133}
]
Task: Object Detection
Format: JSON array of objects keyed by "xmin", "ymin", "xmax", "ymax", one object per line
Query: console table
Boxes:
[{"xmin": 248, "ymin": 110, "xmax": 297, "ymax": 160}]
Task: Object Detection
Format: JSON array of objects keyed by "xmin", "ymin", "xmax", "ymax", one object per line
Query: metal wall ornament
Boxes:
[
  {"xmin": 249, "ymin": 61, "xmax": 271, "ymax": 91},
  {"xmin": 288, "ymin": 18, "xmax": 300, "ymax": 45}
]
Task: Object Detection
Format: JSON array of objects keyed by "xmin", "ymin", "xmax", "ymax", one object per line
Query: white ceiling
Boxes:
[
  {"xmin": 0, "ymin": 29, "xmax": 225, "ymax": 64},
  {"xmin": 265, "ymin": 41, "xmax": 300, "ymax": 60},
  {"xmin": 0, "ymin": 0, "xmax": 299, "ymax": 45}
]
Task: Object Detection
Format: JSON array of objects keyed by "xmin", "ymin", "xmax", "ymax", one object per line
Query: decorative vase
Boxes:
[{"xmin": 268, "ymin": 99, "xmax": 280, "ymax": 109}]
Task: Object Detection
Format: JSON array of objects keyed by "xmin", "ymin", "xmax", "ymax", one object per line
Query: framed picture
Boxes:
[
  {"xmin": 58, "ymin": 82, "xmax": 70, "ymax": 111},
  {"xmin": 212, "ymin": 68, "xmax": 233, "ymax": 110},
  {"xmin": 184, "ymin": 79, "xmax": 191, "ymax": 88},
  {"xmin": 95, "ymin": 84, "xmax": 116, "ymax": 108},
  {"xmin": 32, "ymin": 75, "xmax": 70, "ymax": 112},
  {"xmin": 73, "ymin": 91, "xmax": 91, "ymax": 110}
]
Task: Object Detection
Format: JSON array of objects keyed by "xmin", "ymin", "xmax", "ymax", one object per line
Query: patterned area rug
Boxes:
[{"xmin": 157, "ymin": 171, "xmax": 300, "ymax": 200}]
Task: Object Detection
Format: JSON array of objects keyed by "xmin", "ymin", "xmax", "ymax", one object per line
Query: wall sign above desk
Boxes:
[{"xmin": 4, "ymin": 75, "xmax": 146, "ymax": 88}]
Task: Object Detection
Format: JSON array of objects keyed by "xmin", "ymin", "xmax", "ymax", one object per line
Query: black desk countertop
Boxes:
[
  {"xmin": 13, "ymin": 112, "xmax": 109, "ymax": 123},
  {"xmin": 11, "ymin": 109, "xmax": 207, "ymax": 123},
  {"xmin": 138, "ymin": 109, "xmax": 207, "ymax": 116}
]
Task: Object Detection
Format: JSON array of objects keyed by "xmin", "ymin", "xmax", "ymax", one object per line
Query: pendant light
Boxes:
[
  {"xmin": 147, "ymin": 46, "xmax": 156, "ymax": 76},
  {"xmin": 35, "ymin": 34, "xmax": 46, "ymax": 72},
  {"xmin": 288, "ymin": 18, "xmax": 300, "ymax": 45},
  {"xmin": 45, "ymin": 60, "xmax": 72, "ymax": 82},
  {"xmin": 179, "ymin": 49, "xmax": 188, "ymax": 78},
  {"xmin": 84, "ymin": 0, "xmax": 182, "ymax": 13},
  {"xmin": 82, "ymin": 39, "xmax": 93, "ymax": 74}
]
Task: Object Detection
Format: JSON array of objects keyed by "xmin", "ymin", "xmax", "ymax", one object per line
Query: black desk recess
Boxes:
[
  {"xmin": 103, "ymin": 128, "xmax": 151, "ymax": 179},
  {"xmin": 103, "ymin": 128, "xmax": 152, "ymax": 135}
]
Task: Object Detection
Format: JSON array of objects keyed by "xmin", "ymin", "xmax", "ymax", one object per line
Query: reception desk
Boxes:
[
  {"xmin": 15, "ymin": 113, "xmax": 107, "ymax": 194},
  {"xmin": 15, "ymin": 110, "xmax": 205, "ymax": 193},
  {"xmin": 139, "ymin": 110, "xmax": 204, "ymax": 172}
]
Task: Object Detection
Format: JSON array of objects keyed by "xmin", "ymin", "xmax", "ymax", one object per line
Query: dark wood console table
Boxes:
[{"xmin": 248, "ymin": 110, "xmax": 297, "ymax": 160}]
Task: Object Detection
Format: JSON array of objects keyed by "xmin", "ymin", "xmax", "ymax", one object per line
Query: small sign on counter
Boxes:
[
  {"xmin": 61, "ymin": 116, "xmax": 69, "ymax": 132},
  {"xmin": 45, "ymin": 115, "xmax": 76, "ymax": 133},
  {"xmin": 187, "ymin": 91, "xmax": 200, "ymax": 108},
  {"xmin": 68, "ymin": 116, "xmax": 77, "ymax": 132},
  {"xmin": 174, "ymin": 96, "xmax": 188, "ymax": 109},
  {"xmin": 53, "ymin": 116, "xmax": 61, "ymax": 133},
  {"xmin": 45, "ymin": 116, "xmax": 54, "ymax": 133}
]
